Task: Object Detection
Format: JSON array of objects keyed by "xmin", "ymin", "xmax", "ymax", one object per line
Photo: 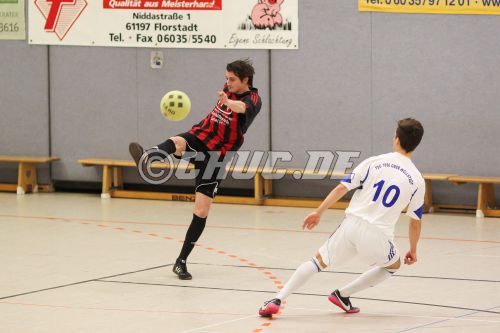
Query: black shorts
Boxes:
[{"xmin": 174, "ymin": 132, "xmax": 229, "ymax": 199}]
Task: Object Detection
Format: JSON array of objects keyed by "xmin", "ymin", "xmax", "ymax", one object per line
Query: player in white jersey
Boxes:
[{"xmin": 259, "ymin": 118, "xmax": 425, "ymax": 317}]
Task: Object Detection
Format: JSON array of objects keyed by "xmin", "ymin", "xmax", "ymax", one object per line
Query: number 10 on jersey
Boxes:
[{"xmin": 373, "ymin": 180, "xmax": 401, "ymax": 208}]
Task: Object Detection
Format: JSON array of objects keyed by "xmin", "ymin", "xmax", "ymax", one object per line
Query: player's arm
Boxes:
[
  {"xmin": 405, "ymin": 179, "xmax": 425, "ymax": 265},
  {"xmin": 218, "ymin": 91, "xmax": 246, "ymax": 113},
  {"xmin": 302, "ymin": 157, "xmax": 372, "ymax": 230},
  {"xmin": 405, "ymin": 218, "xmax": 421, "ymax": 265},
  {"xmin": 302, "ymin": 184, "xmax": 349, "ymax": 230}
]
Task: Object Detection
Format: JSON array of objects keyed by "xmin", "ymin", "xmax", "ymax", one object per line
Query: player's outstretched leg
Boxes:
[
  {"xmin": 129, "ymin": 139, "xmax": 182, "ymax": 182},
  {"xmin": 330, "ymin": 260, "xmax": 400, "ymax": 313},
  {"xmin": 129, "ymin": 142, "xmax": 148, "ymax": 174},
  {"xmin": 129, "ymin": 139, "xmax": 179, "ymax": 171},
  {"xmin": 259, "ymin": 258, "xmax": 321, "ymax": 317},
  {"xmin": 328, "ymin": 289, "xmax": 360, "ymax": 313}
]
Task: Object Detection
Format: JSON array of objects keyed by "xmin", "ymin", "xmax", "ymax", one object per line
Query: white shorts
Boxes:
[{"xmin": 317, "ymin": 215, "xmax": 400, "ymax": 269}]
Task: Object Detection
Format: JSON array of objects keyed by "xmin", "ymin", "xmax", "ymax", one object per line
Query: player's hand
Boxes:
[
  {"xmin": 404, "ymin": 250, "xmax": 417, "ymax": 265},
  {"xmin": 302, "ymin": 211, "xmax": 321, "ymax": 230},
  {"xmin": 218, "ymin": 91, "xmax": 228, "ymax": 105}
]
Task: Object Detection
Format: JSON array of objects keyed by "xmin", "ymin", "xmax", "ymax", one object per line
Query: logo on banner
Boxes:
[
  {"xmin": 238, "ymin": 0, "xmax": 292, "ymax": 31},
  {"xmin": 251, "ymin": 0, "xmax": 284, "ymax": 29},
  {"xmin": 34, "ymin": 0, "xmax": 87, "ymax": 40}
]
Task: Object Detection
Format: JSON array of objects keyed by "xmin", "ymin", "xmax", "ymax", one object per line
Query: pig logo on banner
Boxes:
[{"xmin": 251, "ymin": 0, "xmax": 284, "ymax": 29}]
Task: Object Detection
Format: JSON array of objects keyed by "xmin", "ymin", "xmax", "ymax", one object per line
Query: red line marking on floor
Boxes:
[{"xmin": 2, "ymin": 214, "xmax": 499, "ymax": 244}]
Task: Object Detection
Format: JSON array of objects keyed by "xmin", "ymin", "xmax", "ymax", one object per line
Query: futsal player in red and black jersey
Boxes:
[{"xmin": 129, "ymin": 59, "xmax": 262, "ymax": 280}]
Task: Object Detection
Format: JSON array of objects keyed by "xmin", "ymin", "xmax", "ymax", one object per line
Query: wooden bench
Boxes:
[
  {"xmin": 421, "ymin": 173, "xmax": 458, "ymax": 213},
  {"xmin": 448, "ymin": 176, "xmax": 500, "ymax": 218},
  {"xmin": 79, "ymin": 159, "xmax": 265, "ymax": 205},
  {"xmin": 0, "ymin": 155, "xmax": 60, "ymax": 194},
  {"xmin": 78, "ymin": 158, "xmax": 350, "ymax": 208},
  {"xmin": 79, "ymin": 158, "xmax": 451, "ymax": 213},
  {"xmin": 258, "ymin": 167, "xmax": 350, "ymax": 209}
]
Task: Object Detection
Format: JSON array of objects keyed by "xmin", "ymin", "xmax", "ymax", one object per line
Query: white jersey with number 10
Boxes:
[{"xmin": 340, "ymin": 152, "xmax": 425, "ymax": 238}]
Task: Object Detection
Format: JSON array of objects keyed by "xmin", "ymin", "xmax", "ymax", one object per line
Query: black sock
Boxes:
[
  {"xmin": 178, "ymin": 214, "xmax": 207, "ymax": 260},
  {"xmin": 148, "ymin": 139, "xmax": 176, "ymax": 159}
]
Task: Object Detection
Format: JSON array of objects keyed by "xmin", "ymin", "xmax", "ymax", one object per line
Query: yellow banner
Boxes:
[{"xmin": 359, "ymin": 0, "xmax": 500, "ymax": 15}]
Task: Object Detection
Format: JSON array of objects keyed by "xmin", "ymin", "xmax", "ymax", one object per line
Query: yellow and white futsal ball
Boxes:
[{"xmin": 160, "ymin": 90, "xmax": 191, "ymax": 121}]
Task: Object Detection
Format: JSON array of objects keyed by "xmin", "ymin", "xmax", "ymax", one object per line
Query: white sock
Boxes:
[
  {"xmin": 276, "ymin": 260, "xmax": 320, "ymax": 301},
  {"xmin": 339, "ymin": 266, "xmax": 394, "ymax": 297}
]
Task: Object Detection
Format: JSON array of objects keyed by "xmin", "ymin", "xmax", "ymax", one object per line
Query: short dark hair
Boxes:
[
  {"xmin": 396, "ymin": 118, "xmax": 424, "ymax": 153},
  {"xmin": 227, "ymin": 58, "xmax": 255, "ymax": 87}
]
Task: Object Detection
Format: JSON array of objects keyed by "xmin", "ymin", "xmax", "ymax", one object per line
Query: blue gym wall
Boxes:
[{"xmin": 1, "ymin": 0, "xmax": 499, "ymax": 205}]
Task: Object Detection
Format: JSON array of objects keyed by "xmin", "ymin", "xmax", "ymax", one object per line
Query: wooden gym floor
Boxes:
[{"xmin": 1, "ymin": 192, "xmax": 499, "ymax": 332}]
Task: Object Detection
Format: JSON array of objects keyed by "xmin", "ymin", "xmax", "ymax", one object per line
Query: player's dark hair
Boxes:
[
  {"xmin": 227, "ymin": 58, "xmax": 255, "ymax": 87},
  {"xmin": 396, "ymin": 118, "xmax": 424, "ymax": 153}
]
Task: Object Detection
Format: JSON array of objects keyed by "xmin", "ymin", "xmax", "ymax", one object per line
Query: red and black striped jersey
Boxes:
[{"xmin": 189, "ymin": 85, "xmax": 262, "ymax": 156}]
